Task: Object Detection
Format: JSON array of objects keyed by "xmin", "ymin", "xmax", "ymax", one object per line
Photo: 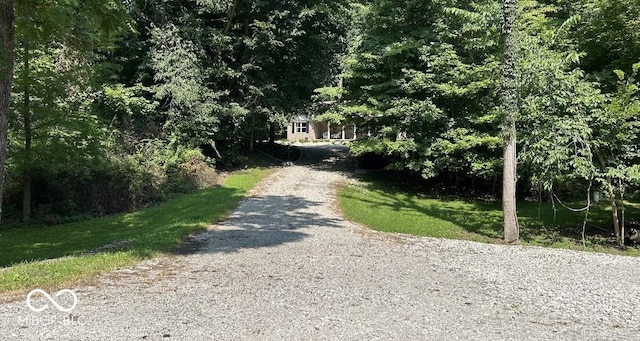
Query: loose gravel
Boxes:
[{"xmin": 1, "ymin": 143, "xmax": 639, "ymax": 340}]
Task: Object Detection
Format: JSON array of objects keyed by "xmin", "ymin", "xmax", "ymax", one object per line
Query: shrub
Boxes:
[{"xmin": 3, "ymin": 141, "xmax": 218, "ymax": 224}]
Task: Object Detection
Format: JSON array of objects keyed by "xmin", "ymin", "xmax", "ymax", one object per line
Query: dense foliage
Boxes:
[
  {"xmin": 329, "ymin": 0, "xmax": 640, "ymax": 244},
  {"xmin": 3, "ymin": 0, "xmax": 349, "ymax": 223},
  {"xmin": 2, "ymin": 0, "xmax": 639, "ymax": 245}
]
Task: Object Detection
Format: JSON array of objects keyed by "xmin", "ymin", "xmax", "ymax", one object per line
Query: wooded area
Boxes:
[
  {"xmin": 0, "ymin": 0, "xmax": 639, "ymax": 246},
  {"xmin": 0, "ymin": 0, "xmax": 349, "ymax": 224},
  {"xmin": 332, "ymin": 0, "xmax": 640, "ymax": 246}
]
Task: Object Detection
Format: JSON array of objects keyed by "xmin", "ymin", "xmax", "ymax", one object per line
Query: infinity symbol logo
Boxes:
[{"xmin": 26, "ymin": 289, "xmax": 78, "ymax": 312}]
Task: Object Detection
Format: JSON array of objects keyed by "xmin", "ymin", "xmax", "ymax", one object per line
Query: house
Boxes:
[{"xmin": 287, "ymin": 115, "xmax": 357, "ymax": 141}]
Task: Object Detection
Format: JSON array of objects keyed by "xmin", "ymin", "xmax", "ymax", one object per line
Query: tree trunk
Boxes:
[
  {"xmin": 501, "ymin": 0, "xmax": 519, "ymax": 243},
  {"xmin": 22, "ymin": 43, "xmax": 32, "ymax": 223},
  {"xmin": 595, "ymin": 148, "xmax": 623, "ymax": 247},
  {"xmin": 269, "ymin": 122, "xmax": 275, "ymax": 144},
  {"xmin": 604, "ymin": 177, "xmax": 622, "ymax": 247},
  {"xmin": 224, "ymin": 0, "xmax": 238, "ymax": 33},
  {"xmin": 0, "ymin": 0, "xmax": 15, "ymax": 224},
  {"xmin": 619, "ymin": 179, "xmax": 625, "ymax": 248},
  {"xmin": 249, "ymin": 114, "xmax": 255, "ymax": 152}
]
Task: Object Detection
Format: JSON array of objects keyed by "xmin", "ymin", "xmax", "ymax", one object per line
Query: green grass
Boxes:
[
  {"xmin": 339, "ymin": 176, "xmax": 640, "ymax": 256},
  {"xmin": 0, "ymin": 167, "xmax": 273, "ymax": 295}
]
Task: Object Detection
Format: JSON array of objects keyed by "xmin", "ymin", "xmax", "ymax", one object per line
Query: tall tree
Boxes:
[
  {"xmin": 13, "ymin": 0, "xmax": 129, "ymax": 222},
  {"xmin": 573, "ymin": 0, "xmax": 640, "ymax": 88},
  {"xmin": 501, "ymin": 0, "xmax": 519, "ymax": 243},
  {"xmin": 0, "ymin": 0, "xmax": 14, "ymax": 224},
  {"xmin": 129, "ymin": 0, "xmax": 348, "ymax": 160},
  {"xmin": 342, "ymin": 0, "xmax": 503, "ymax": 186}
]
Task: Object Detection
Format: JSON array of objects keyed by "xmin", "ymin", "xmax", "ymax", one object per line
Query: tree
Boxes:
[
  {"xmin": 12, "ymin": 0, "xmax": 130, "ymax": 222},
  {"xmin": 593, "ymin": 67, "xmax": 640, "ymax": 247},
  {"xmin": 0, "ymin": 0, "xmax": 14, "ymax": 224},
  {"xmin": 343, "ymin": 0, "xmax": 503, "ymax": 186},
  {"xmin": 500, "ymin": 0, "xmax": 519, "ymax": 243},
  {"xmin": 516, "ymin": 2, "xmax": 640, "ymax": 248},
  {"xmin": 128, "ymin": 0, "xmax": 349, "ymax": 159},
  {"xmin": 573, "ymin": 0, "xmax": 640, "ymax": 88}
]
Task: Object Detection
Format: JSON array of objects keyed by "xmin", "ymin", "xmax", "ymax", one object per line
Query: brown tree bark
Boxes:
[
  {"xmin": 249, "ymin": 114, "xmax": 255, "ymax": 152},
  {"xmin": 603, "ymin": 176, "xmax": 622, "ymax": 246},
  {"xmin": 501, "ymin": 0, "xmax": 519, "ymax": 243},
  {"xmin": 595, "ymin": 148, "xmax": 623, "ymax": 247},
  {"xmin": 0, "ymin": 0, "xmax": 15, "ymax": 224},
  {"xmin": 224, "ymin": 0, "xmax": 238, "ymax": 33},
  {"xmin": 22, "ymin": 43, "xmax": 31, "ymax": 222}
]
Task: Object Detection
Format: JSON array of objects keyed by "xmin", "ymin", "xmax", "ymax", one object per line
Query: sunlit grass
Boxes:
[
  {"xmin": 0, "ymin": 167, "xmax": 273, "ymax": 295},
  {"xmin": 339, "ymin": 177, "xmax": 640, "ymax": 256}
]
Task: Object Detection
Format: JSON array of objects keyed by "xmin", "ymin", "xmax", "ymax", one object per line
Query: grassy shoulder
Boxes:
[
  {"xmin": 339, "ymin": 175, "xmax": 640, "ymax": 256},
  {"xmin": 0, "ymin": 167, "xmax": 273, "ymax": 296}
]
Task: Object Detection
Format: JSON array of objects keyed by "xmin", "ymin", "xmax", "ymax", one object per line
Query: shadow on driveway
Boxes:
[
  {"xmin": 176, "ymin": 143, "xmax": 353, "ymax": 255},
  {"xmin": 295, "ymin": 143, "xmax": 353, "ymax": 172},
  {"xmin": 177, "ymin": 194, "xmax": 343, "ymax": 254}
]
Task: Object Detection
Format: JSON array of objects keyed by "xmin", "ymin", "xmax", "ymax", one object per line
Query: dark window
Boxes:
[{"xmin": 294, "ymin": 122, "xmax": 308, "ymax": 133}]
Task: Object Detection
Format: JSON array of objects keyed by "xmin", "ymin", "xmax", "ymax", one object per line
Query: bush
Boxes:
[
  {"xmin": 3, "ymin": 141, "xmax": 218, "ymax": 224},
  {"xmin": 163, "ymin": 147, "xmax": 218, "ymax": 193},
  {"xmin": 203, "ymin": 143, "xmax": 248, "ymax": 170}
]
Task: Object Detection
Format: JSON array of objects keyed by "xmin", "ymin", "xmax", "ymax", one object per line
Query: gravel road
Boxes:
[{"xmin": 1, "ymin": 143, "xmax": 640, "ymax": 340}]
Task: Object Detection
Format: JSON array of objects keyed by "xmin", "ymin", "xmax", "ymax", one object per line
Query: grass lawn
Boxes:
[
  {"xmin": 0, "ymin": 167, "xmax": 273, "ymax": 296},
  {"xmin": 339, "ymin": 174, "xmax": 640, "ymax": 256}
]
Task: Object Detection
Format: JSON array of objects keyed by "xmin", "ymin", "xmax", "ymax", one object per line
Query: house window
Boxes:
[{"xmin": 294, "ymin": 121, "xmax": 308, "ymax": 133}]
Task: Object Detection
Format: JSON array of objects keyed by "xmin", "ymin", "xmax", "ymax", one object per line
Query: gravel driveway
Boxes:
[{"xmin": 1, "ymin": 143, "xmax": 640, "ymax": 340}]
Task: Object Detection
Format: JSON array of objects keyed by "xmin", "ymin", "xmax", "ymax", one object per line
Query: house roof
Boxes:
[{"xmin": 293, "ymin": 115, "xmax": 311, "ymax": 122}]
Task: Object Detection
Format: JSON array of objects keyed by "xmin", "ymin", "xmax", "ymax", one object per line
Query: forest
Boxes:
[
  {"xmin": 0, "ymin": 0, "xmax": 349, "ymax": 223},
  {"xmin": 0, "ymin": 0, "xmax": 639, "ymax": 247}
]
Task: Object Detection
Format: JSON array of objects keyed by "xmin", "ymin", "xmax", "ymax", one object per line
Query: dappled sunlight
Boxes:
[
  {"xmin": 341, "ymin": 178, "xmax": 502, "ymax": 238},
  {"xmin": 295, "ymin": 143, "xmax": 353, "ymax": 173},
  {"xmin": 341, "ymin": 173, "xmax": 640, "ymax": 253},
  {"xmin": 173, "ymin": 144, "xmax": 356, "ymax": 254},
  {"xmin": 340, "ymin": 185, "xmax": 504, "ymax": 240},
  {"xmin": 0, "ymin": 170, "xmax": 269, "ymax": 268},
  {"xmin": 28, "ymin": 242, "xmax": 62, "ymax": 250},
  {"xmin": 182, "ymin": 194, "xmax": 344, "ymax": 255}
]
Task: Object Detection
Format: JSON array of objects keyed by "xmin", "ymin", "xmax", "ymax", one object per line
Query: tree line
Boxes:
[
  {"xmin": 0, "ymin": 0, "xmax": 639, "ymax": 247},
  {"xmin": 0, "ymin": 0, "xmax": 349, "ymax": 224},
  {"xmin": 312, "ymin": 0, "xmax": 640, "ymax": 246}
]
